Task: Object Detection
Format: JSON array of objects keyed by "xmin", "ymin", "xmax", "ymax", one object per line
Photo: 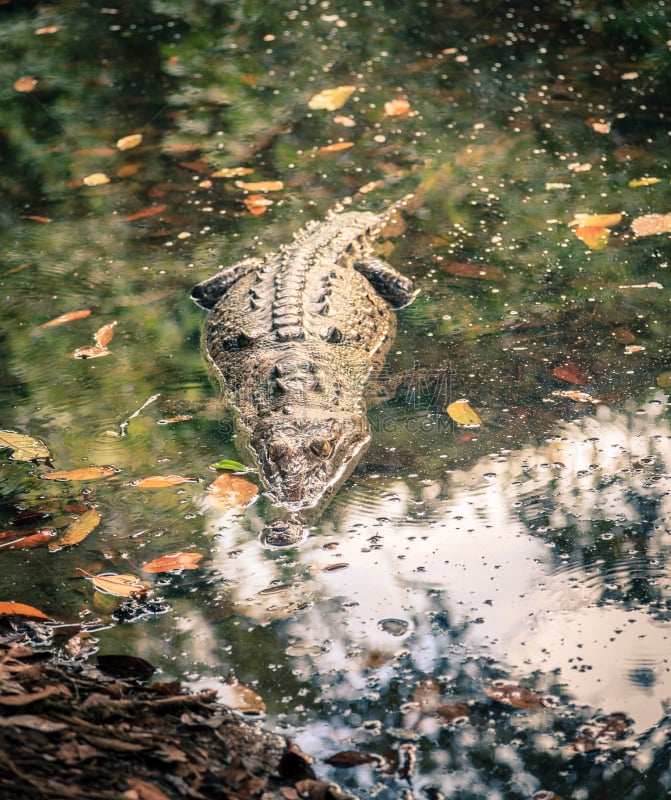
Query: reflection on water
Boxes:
[{"xmin": 191, "ymin": 394, "xmax": 671, "ymax": 795}]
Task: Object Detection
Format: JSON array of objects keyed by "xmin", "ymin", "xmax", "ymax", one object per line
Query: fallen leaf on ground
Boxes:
[
  {"xmin": 436, "ymin": 701, "xmax": 471, "ymax": 723},
  {"xmin": 446, "ymin": 399, "xmax": 482, "ymax": 428},
  {"xmin": 0, "ymin": 601, "xmax": 49, "ymax": 620},
  {"xmin": 131, "ymin": 475, "xmax": 201, "ymax": 488},
  {"xmin": 218, "ymin": 677, "xmax": 266, "ymax": 716},
  {"xmin": 308, "ymin": 85, "xmax": 356, "ymax": 111},
  {"xmin": 93, "ymin": 321, "xmax": 117, "ymax": 347},
  {"xmin": 39, "ymin": 309, "xmax": 92, "ymax": 328},
  {"xmin": 0, "ymin": 685, "xmax": 69, "ymax": 707},
  {"xmin": 116, "ymin": 133, "xmax": 143, "ymax": 150},
  {"xmin": 48, "ymin": 509, "xmax": 101, "ymax": 551},
  {"xmin": 0, "ymin": 430, "xmax": 52, "ymax": 463},
  {"xmin": 71, "ymin": 345, "xmax": 112, "ymax": 359},
  {"xmin": 97, "ymin": 654, "xmax": 156, "ymax": 679},
  {"xmin": 631, "ymin": 212, "xmax": 671, "ymax": 237},
  {"xmin": 484, "ymin": 682, "xmax": 548, "ymax": 710},
  {"xmin": 40, "ymin": 466, "xmax": 119, "ymax": 481},
  {"xmin": 82, "ymin": 173, "xmax": 110, "ymax": 187},
  {"xmin": 207, "ymin": 473, "xmax": 258, "ymax": 511},
  {"xmin": 77, "ymin": 568, "xmax": 148, "ymax": 598},
  {"xmin": 140, "ymin": 552, "xmax": 203, "ymax": 574},
  {"xmin": 0, "ymin": 714, "xmax": 66, "ymax": 732}
]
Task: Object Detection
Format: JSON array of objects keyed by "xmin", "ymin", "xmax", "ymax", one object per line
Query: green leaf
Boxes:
[{"xmin": 209, "ymin": 459, "xmax": 253, "ymax": 472}]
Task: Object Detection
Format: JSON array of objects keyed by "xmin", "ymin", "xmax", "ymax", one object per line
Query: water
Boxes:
[{"xmin": 2, "ymin": 1, "xmax": 671, "ymax": 796}]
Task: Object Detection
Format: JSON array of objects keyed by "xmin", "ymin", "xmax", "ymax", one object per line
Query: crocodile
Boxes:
[{"xmin": 191, "ymin": 195, "xmax": 417, "ymax": 545}]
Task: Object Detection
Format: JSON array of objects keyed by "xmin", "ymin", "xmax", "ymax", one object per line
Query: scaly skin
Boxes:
[{"xmin": 192, "ymin": 196, "xmax": 417, "ymax": 545}]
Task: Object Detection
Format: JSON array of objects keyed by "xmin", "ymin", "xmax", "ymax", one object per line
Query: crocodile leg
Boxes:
[
  {"xmin": 354, "ymin": 257, "xmax": 418, "ymax": 309},
  {"xmin": 191, "ymin": 258, "xmax": 263, "ymax": 310}
]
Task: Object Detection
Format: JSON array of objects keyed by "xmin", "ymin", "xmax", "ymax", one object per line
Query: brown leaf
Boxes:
[
  {"xmin": 243, "ymin": 194, "xmax": 273, "ymax": 215},
  {"xmin": 436, "ymin": 701, "xmax": 471, "ymax": 723},
  {"xmin": 131, "ymin": 475, "xmax": 200, "ymax": 488},
  {"xmin": 0, "ymin": 714, "xmax": 67, "ymax": 732},
  {"xmin": 93, "ymin": 321, "xmax": 117, "ymax": 347},
  {"xmin": 324, "ymin": 750, "xmax": 382, "ymax": 768},
  {"xmin": 77, "ymin": 568, "xmax": 148, "ymax": 598},
  {"xmin": 0, "ymin": 529, "xmax": 56, "ymax": 551},
  {"xmin": 235, "ymin": 180, "xmax": 284, "ymax": 192},
  {"xmin": 0, "ymin": 430, "xmax": 52, "ymax": 463},
  {"xmin": 573, "ymin": 712, "xmax": 631, "ymax": 753},
  {"xmin": 97, "ymin": 654, "xmax": 156, "ymax": 679},
  {"xmin": 446, "ymin": 399, "xmax": 482, "ymax": 428},
  {"xmin": 156, "ymin": 414, "xmax": 193, "ymax": 425},
  {"xmin": 71, "ymin": 345, "xmax": 112, "ymax": 359},
  {"xmin": 140, "ymin": 551, "xmax": 203, "ymax": 574},
  {"xmin": 21, "ymin": 215, "xmax": 52, "ymax": 223},
  {"xmin": 39, "ymin": 309, "xmax": 92, "ymax": 328},
  {"xmin": 124, "ymin": 204, "xmax": 168, "ymax": 222},
  {"xmin": 48, "ymin": 509, "xmax": 101, "ymax": 551},
  {"xmin": 219, "ymin": 676, "xmax": 266, "ymax": 716},
  {"xmin": 551, "ymin": 389, "xmax": 600, "ymax": 404},
  {"xmin": 443, "ymin": 261, "xmax": 505, "ymax": 281},
  {"xmin": 40, "ymin": 466, "xmax": 119, "ymax": 481},
  {"xmin": 14, "ymin": 76, "xmax": 38, "ymax": 92},
  {"xmin": 611, "ymin": 327, "xmax": 636, "ymax": 344},
  {"xmin": 0, "ymin": 684, "xmax": 69, "ymax": 707},
  {"xmin": 124, "ymin": 776, "xmax": 172, "ymax": 800},
  {"xmin": 207, "ymin": 473, "xmax": 258, "ymax": 511},
  {"xmin": 0, "ymin": 601, "xmax": 49, "ymax": 620},
  {"xmin": 484, "ymin": 682, "xmax": 548, "ymax": 710},
  {"xmin": 552, "ymin": 364, "xmax": 589, "ymax": 386}
]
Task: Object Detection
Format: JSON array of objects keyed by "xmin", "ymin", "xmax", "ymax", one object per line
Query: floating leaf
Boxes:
[
  {"xmin": 333, "ymin": 115, "xmax": 356, "ymax": 127},
  {"xmin": 631, "ymin": 212, "xmax": 671, "ymax": 237},
  {"xmin": 82, "ymin": 173, "xmax": 110, "ymax": 187},
  {"xmin": 210, "ymin": 458, "xmax": 251, "ymax": 472},
  {"xmin": 35, "ymin": 26, "xmax": 60, "ymax": 35},
  {"xmin": 484, "ymin": 682, "xmax": 548, "ymax": 710},
  {"xmin": 0, "ymin": 529, "xmax": 56, "ymax": 551},
  {"xmin": 308, "ymin": 85, "xmax": 356, "ymax": 111},
  {"xmin": 116, "ymin": 133, "xmax": 143, "ymax": 151},
  {"xmin": 211, "ymin": 167, "xmax": 254, "ymax": 178},
  {"xmin": 446, "ymin": 399, "xmax": 482, "ymax": 428},
  {"xmin": 131, "ymin": 475, "xmax": 200, "ymax": 488},
  {"xmin": 383, "ymin": 97, "xmax": 411, "ymax": 117},
  {"xmin": 0, "ymin": 601, "xmax": 49, "ymax": 620},
  {"xmin": 552, "ymin": 364, "xmax": 589, "ymax": 386},
  {"xmin": 628, "ymin": 177, "xmax": 660, "ymax": 188},
  {"xmin": 611, "ymin": 327, "xmax": 636, "ymax": 344},
  {"xmin": 318, "ymin": 141, "xmax": 354, "ymax": 153},
  {"xmin": 77, "ymin": 568, "xmax": 148, "ymax": 598},
  {"xmin": 71, "ymin": 345, "xmax": 112, "ymax": 359},
  {"xmin": 124, "ymin": 204, "xmax": 168, "ymax": 222},
  {"xmin": 235, "ymin": 180, "xmax": 284, "ymax": 192},
  {"xmin": 243, "ymin": 194, "xmax": 273, "ymax": 215},
  {"xmin": 324, "ymin": 750, "xmax": 383, "ymax": 768},
  {"xmin": 218, "ymin": 676, "xmax": 266, "ymax": 716},
  {"xmin": 0, "ymin": 430, "xmax": 52, "ymax": 464},
  {"xmin": 569, "ymin": 213, "xmax": 622, "ymax": 228},
  {"xmin": 436, "ymin": 701, "xmax": 471, "ymax": 724},
  {"xmin": 40, "ymin": 466, "xmax": 119, "ymax": 481},
  {"xmin": 22, "ymin": 215, "xmax": 52, "ymax": 223},
  {"xmin": 14, "ymin": 76, "xmax": 38, "ymax": 93},
  {"xmin": 48, "ymin": 509, "xmax": 101, "ymax": 551},
  {"xmin": 140, "ymin": 552, "xmax": 203, "ymax": 574},
  {"xmin": 93, "ymin": 321, "xmax": 117, "ymax": 347},
  {"xmin": 572, "ymin": 225, "xmax": 610, "ymax": 250},
  {"xmin": 39, "ymin": 309, "xmax": 91, "ymax": 328},
  {"xmin": 551, "ymin": 390, "xmax": 600, "ymax": 404},
  {"xmin": 443, "ymin": 261, "xmax": 505, "ymax": 281},
  {"xmin": 156, "ymin": 415, "xmax": 193, "ymax": 425},
  {"xmin": 207, "ymin": 473, "xmax": 258, "ymax": 511},
  {"xmin": 573, "ymin": 712, "xmax": 631, "ymax": 753}
]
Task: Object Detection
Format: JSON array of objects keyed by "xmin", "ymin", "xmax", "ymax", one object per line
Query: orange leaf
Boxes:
[
  {"xmin": 569, "ymin": 213, "xmax": 622, "ymax": 228},
  {"xmin": 573, "ymin": 225, "xmax": 609, "ymax": 250},
  {"xmin": 48, "ymin": 509, "xmax": 101, "ymax": 551},
  {"xmin": 243, "ymin": 194, "xmax": 273, "ymax": 215},
  {"xmin": 140, "ymin": 551, "xmax": 203, "ymax": 574},
  {"xmin": 40, "ymin": 466, "xmax": 119, "ymax": 481},
  {"xmin": 318, "ymin": 142, "xmax": 354, "ymax": 153},
  {"xmin": 0, "ymin": 529, "xmax": 56, "ymax": 551},
  {"xmin": 71, "ymin": 345, "xmax": 111, "ymax": 359},
  {"xmin": 211, "ymin": 167, "xmax": 254, "ymax": 178},
  {"xmin": 446, "ymin": 399, "xmax": 482, "ymax": 428},
  {"xmin": 93, "ymin": 321, "xmax": 117, "ymax": 347},
  {"xmin": 235, "ymin": 180, "xmax": 284, "ymax": 192},
  {"xmin": 0, "ymin": 601, "xmax": 49, "ymax": 620},
  {"xmin": 124, "ymin": 204, "xmax": 168, "ymax": 222},
  {"xmin": 21, "ymin": 215, "xmax": 52, "ymax": 223},
  {"xmin": 384, "ymin": 97, "xmax": 411, "ymax": 117},
  {"xmin": 131, "ymin": 475, "xmax": 200, "ymax": 488},
  {"xmin": 156, "ymin": 415, "xmax": 193, "ymax": 425},
  {"xmin": 14, "ymin": 77, "xmax": 38, "ymax": 93},
  {"xmin": 207, "ymin": 473, "xmax": 258, "ymax": 511},
  {"xmin": 39, "ymin": 309, "xmax": 92, "ymax": 329}
]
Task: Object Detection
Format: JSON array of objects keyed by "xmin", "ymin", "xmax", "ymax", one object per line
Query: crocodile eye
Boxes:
[{"xmin": 310, "ymin": 439, "xmax": 333, "ymax": 458}]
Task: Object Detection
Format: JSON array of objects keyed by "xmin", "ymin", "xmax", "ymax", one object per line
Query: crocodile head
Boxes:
[{"xmin": 248, "ymin": 411, "xmax": 371, "ymax": 518}]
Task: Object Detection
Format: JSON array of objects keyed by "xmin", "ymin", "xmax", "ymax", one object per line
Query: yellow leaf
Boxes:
[
  {"xmin": 77, "ymin": 568, "xmax": 148, "ymax": 598},
  {"xmin": 628, "ymin": 177, "xmax": 661, "ymax": 188},
  {"xmin": 40, "ymin": 466, "xmax": 119, "ymax": 481},
  {"xmin": 234, "ymin": 180, "xmax": 284, "ymax": 192},
  {"xmin": 140, "ymin": 552, "xmax": 203, "ymax": 574},
  {"xmin": 116, "ymin": 133, "xmax": 143, "ymax": 151},
  {"xmin": 82, "ymin": 173, "xmax": 110, "ymax": 187},
  {"xmin": 48, "ymin": 509, "xmax": 101, "ymax": 551},
  {"xmin": 207, "ymin": 473, "xmax": 258, "ymax": 511},
  {"xmin": 573, "ymin": 225, "xmax": 610, "ymax": 250},
  {"xmin": 446, "ymin": 399, "xmax": 482, "ymax": 428},
  {"xmin": 0, "ymin": 430, "xmax": 52, "ymax": 464},
  {"xmin": 308, "ymin": 85, "xmax": 356, "ymax": 111},
  {"xmin": 131, "ymin": 475, "xmax": 200, "ymax": 488},
  {"xmin": 568, "ymin": 213, "xmax": 622, "ymax": 228}
]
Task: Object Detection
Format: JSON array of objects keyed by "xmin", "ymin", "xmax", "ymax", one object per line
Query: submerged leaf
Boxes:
[
  {"xmin": 140, "ymin": 552, "xmax": 203, "ymax": 574},
  {"xmin": 243, "ymin": 194, "xmax": 273, "ymax": 215},
  {"xmin": 552, "ymin": 364, "xmax": 589, "ymax": 386},
  {"xmin": 446, "ymin": 399, "xmax": 482, "ymax": 428},
  {"xmin": 324, "ymin": 750, "xmax": 383, "ymax": 768},
  {"xmin": 14, "ymin": 77, "xmax": 38, "ymax": 93},
  {"xmin": 71, "ymin": 345, "xmax": 112, "ymax": 359},
  {"xmin": 0, "ymin": 529, "xmax": 56, "ymax": 551},
  {"xmin": 39, "ymin": 309, "xmax": 91, "ymax": 328},
  {"xmin": 116, "ymin": 133, "xmax": 143, "ymax": 151},
  {"xmin": 40, "ymin": 466, "xmax": 118, "ymax": 481},
  {"xmin": 235, "ymin": 180, "xmax": 284, "ymax": 192},
  {"xmin": 628, "ymin": 177, "xmax": 660, "ymax": 188},
  {"xmin": 131, "ymin": 475, "xmax": 201, "ymax": 488},
  {"xmin": 93, "ymin": 321, "xmax": 117, "ymax": 347},
  {"xmin": 308, "ymin": 85, "xmax": 356, "ymax": 111},
  {"xmin": 0, "ymin": 430, "xmax": 52, "ymax": 464},
  {"xmin": 383, "ymin": 97, "xmax": 411, "ymax": 117},
  {"xmin": 211, "ymin": 167, "xmax": 254, "ymax": 178},
  {"xmin": 572, "ymin": 225, "xmax": 609, "ymax": 250},
  {"xmin": 48, "ymin": 509, "xmax": 101, "ymax": 551},
  {"xmin": 82, "ymin": 172, "xmax": 110, "ymax": 187},
  {"xmin": 569, "ymin": 213, "xmax": 622, "ymax": 228},
  {"xmin": 484, "ymin": 682, "xmax": 548, "ymax": 710},
  {"xmin": 207, "ymin": 473, "xmax": 259, "ymax": 511}
]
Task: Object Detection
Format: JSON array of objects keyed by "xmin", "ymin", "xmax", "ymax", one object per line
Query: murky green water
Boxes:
[{"xmin": 2, "ymin": 1, "xmax": 671, "ymax": 797}]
